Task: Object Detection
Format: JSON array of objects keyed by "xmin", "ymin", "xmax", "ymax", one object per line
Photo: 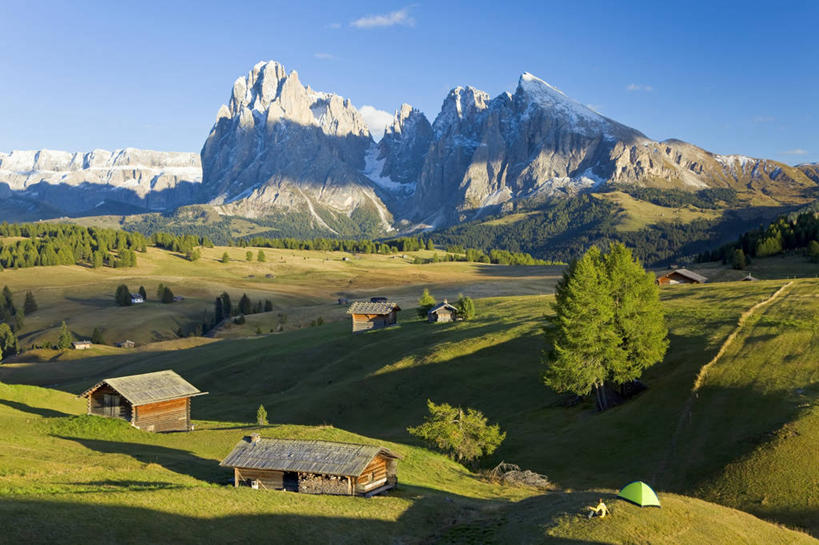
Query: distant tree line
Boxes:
[
  {"xmin": 431, "ymin": 194, "xmax": 763, "ymax": 266},
  {"xmin": 600, "ymin": 185, "xmax": 739, "ymax": 210},
  {"xmin": 206, "ymin": 292, "xmax": 273, "ymax": 333},
  {"xmin": 697, "ymin": 211, "xmax": 819, "ymax": 264},
  {"xmin": 0, "ymin": 222, "xmax": 145, "ymax": 270}
]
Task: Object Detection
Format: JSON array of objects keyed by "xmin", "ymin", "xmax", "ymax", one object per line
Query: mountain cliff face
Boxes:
[
  {"xmin": 199, "ymin": 61, "xmax": 392, "ymax": 234},
  {"xmin": 0, "ymin": 148, "xmax": 201, "ymax": 216},
  {"xmin": 1, "ymin": 60, "xmax": 814, "ymax": 232}
]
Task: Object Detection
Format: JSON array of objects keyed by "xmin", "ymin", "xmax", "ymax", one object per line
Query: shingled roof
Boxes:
[
  {"xmin": 346, "ymin": 301, "xmax": 400, "ymax": 315},
  {"xmin": 428, "ymin": 302, "xmax": 458, "ymax": 315},
  {"xmin": 80, "ymin": 370, "xmax": 206, "ymax": 406},
  {"xmin": 220, "ymin": 437, "xmax": 400, "ymax": 477},
  {"xmin": 665, "ymin": 268, "xmax": 708, "ymax": 283}
]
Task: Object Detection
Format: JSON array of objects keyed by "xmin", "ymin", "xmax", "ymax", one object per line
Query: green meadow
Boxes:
[{"xmin": 0, "ymin": 246, "xmax": 817, "ymax": 543}]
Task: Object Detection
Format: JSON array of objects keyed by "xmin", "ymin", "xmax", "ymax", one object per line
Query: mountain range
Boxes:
[{"xmin": 1, "ymin": 60, "xmax": 816, "ymax": 241}]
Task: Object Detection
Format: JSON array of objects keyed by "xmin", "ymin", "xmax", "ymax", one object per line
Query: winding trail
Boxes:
[{"xmin": 654, "ymin": 281, "xmax": 794, "ymax": 485}]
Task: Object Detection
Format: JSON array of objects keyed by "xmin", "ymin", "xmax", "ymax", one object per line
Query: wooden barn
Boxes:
[
  {"xmin": 80, "ymin": 370, "xmax": 207, "ymax": 432},
  {"xmin": 428, "ymin": 300, "xmax": 458, "ymax": 323},
  {"xmin": 347, "ymin": 301, "xmax": 400, "ymax": 333},
  {"xmin": 220, "ymin": 435, "xmax": 400, "ymax": 497},
  {"xmin": 72, "ymin": 340, "xmax": 92, "ymax": 350},
  {"xmin": 657, "ymin": 268, "xmax": 707, "ymax": 286}
]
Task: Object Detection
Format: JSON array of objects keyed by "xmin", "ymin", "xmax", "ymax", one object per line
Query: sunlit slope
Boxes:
[{"xmin": 1, "ymin": 382, "xmax": 813, "ymax": 545}]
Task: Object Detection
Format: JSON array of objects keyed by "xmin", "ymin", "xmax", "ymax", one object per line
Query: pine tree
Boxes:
[
  {"xmin": 408, "ymin": 400, "xmax": 505, "ymax": 464},
  {"xmin": 603, "ymin": 243, "xmax": 668, "ymax": 387},
  {"xmin": 0, "ymin": 323, "xmax": 19, "ymax": 359},
  {"xmin": 456, "ymin": 294, "xmax": 475, "ymax": 320},
  {"xmin": 239, "ymin": 293, "xmax": 252, "ymax": 315},
  {"xmin": 256, "ymin": 404, "xmax": 268, "ymax": 426},
  {"xmin": 57, "ymin": 321, "xmax": 73, "ymax": 350},
  {"xmin": 731, "ymin": 248, "xmax": 746, "ymax": 270},
  {"xmin": 544, "ymin": 246, "xmax": 617, "ymax": 411},
  {"xmin": 220, "ymin": 292, "xmax": 232, "ymax": 317},
  {"xmin": 161, "ymin": 286, "xmax": 175, "ymax": 304},
  {"xmin": 246, "ymin": 251, "xmax": 253, "ymax": 261},
  {"xmin": 257, "ymin": 250, "xmax": 266, "ymax": 262},
  {"xmin": 23, "ymin": 290, "xmax": 38, "ymax": 315},
  {"xmin": 264, "ymin": 299, "xmax": 273, "ymax": 312},
  {"xmin": 115, "ymin": 284, "xmax": 132, "ymax": 306},
  {"xmin": 417, "ymin": 288, "xmax": 436, "ymax": 318},
  {"xmin": 156, "ymin": 283, "xmax": 165, "ymax": 299},
  {"xmin": 544, "ymin": 244, "xmax": 668, "ymax": 411},
  {"xmin": 91, "ymin": 327, "xmax": 105, "ymax": 345},
  {"xmin": 138, "ymin": 286, "xmax": 147, "ymax": 301},
  {"xmin": 221, "ymin": 252, "xmax": 230, "ymax": 264}
]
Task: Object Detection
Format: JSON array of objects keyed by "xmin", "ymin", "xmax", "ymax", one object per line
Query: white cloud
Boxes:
[
  {"xmin": 314, "ymin": 52, "xmax": 336, "ymax": 60},
  {"xmin": 783, "ymin": 148, "xmax": 808, "ymax": 155},
  {"xmin": 351, "ymin": 6, "xmax": 415, "ymax": 29},
  {"xmin": 626, "ymin": 83, "xmax": 653, "ymax": 92},
  {"xmin": 359, "ymin": 105, "xmax": 394, "ymax": 141}
]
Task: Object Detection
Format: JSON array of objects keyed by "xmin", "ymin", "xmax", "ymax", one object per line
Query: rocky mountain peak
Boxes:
[
  {"xmin": 433, "ymin": 86, "xmax": 491, "ymax": 138},
  {"xmin": 375, "ymin": 104, "xmax": 433, "ymax": 186}
]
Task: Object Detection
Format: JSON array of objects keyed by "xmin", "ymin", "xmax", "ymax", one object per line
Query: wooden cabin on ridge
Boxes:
[
  {"xmin": 80, "ymin": 370, "xmax": 207, "ymax": 432},
  {"xmin": 657, "ymin": 268, "xmax": 707, "ymax": 286},
  {"xmin": 347, "ymin": 300, "xmax": 400, "ymax": 333},
  {"xmin": 427, "ymin": 300, "xmax": 458, "ymax": 323},
  {"xmin": 220, "ymin": 435, "xmax": 400, "ymax": 497}
]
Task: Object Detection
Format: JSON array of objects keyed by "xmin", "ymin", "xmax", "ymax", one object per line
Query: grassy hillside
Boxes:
[
  {"xmin": 0, "ymin": 242, "xmax": 559, "ymax": 348},
  {"xmin": 0, "ymin": 382, "xmax": 813, "ymax": 545},
  {"xmin": 2, "ymin": 278, "xmax": 817, "ymax": 534}
]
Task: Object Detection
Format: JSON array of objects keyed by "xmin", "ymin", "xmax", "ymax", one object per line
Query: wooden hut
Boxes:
[
  {"xmin": 117, "ymin": 339, "xmax": 136, "ymax": 348},
  {"xmin": 657, "ymin": 268, "xmax": 707, "ymax": 286},
  {"xmin": 79, "ymin": 370, "xmax": 207, "ymax": 432},
  {"xmin": 427, "ymin": 300, "xmax": 458, "ymax": 323},
  {"xmin": 72, "ymin": 340, "xmax": 92, "ymax": 350},
  {"xmin": 220, "ymin": 436, "xmax": 400, "ymax": 497},
  {"xmin": 346, "ymin": 301, "xmax": 400, "ymax": 333},
  {"xmin": 741, "ymin": 273, "xmax": 759, "ymax": 281}
]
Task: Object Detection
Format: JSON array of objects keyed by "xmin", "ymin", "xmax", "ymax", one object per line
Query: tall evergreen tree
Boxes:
[
  {"xmin": 456, "ymin": 294, "xmax": 475, "ymax": 321},
  {"xmin": 238, "ymin": 293, "xmax": 252, "ymax": 315},
  {"xmin": 603, "ymin": 243, "xmax": 669, "ymax": 387},
  {"xmin": 138, "ymin": 286, "xmax": 147, "ymax": 300},
  {"xmin": 115, "ymin": 284, "xmax": 132, "ymax": 306},
  {"xmin": 156, "ymin": 283, "xmax": 165, "ymax": 299},
  {"xmin": 544, "ymin": 244, "xmax": 668, "ymax": 411},
  {"xmin": 57, "ymin": 321, "xmax": 73, "ymax": 350},
  {"xmin": 221, "ymin": 252, "xmax": 230, "ymax": 264},
  {"xmin": 91, "ymin": 327, "xmax": 106, "ymax": 345},
  {"xmin": 0, "ymin": 323, "xmax": 19, "ymax": 359},
  {"xmin": 544, "ymin": 246, "xmax": 618, "ymax": 410},
  {"xmin": 23, "ymin": 290, "xmax": 38, "ymax": 314},
  {"xmin": 221, "ymin": 292, "xmax": 232, "ymax": 317},
  {"xmin": 264, "ymin": 299, "xmax": 273, "ymax": 312},
  {"xmin": 161, "ymin": 286, "xmax": 175, "ymax": 304},
  {"xmin": 417, "ymin": 288, "xmax": 436, "ymax": 318},
  {"xmin": 257, "ymin": 250, "xmax": 266, "ymax": 262}
]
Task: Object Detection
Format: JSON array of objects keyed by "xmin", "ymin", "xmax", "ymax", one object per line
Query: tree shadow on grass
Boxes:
[
  {"xmin": 53, "ymin": 436, "xmax": 226, "ymax": 484},
  {"xmin": 0, "ymin": 490, "xmax": 610, "ymax": 545},
  {"xmin": 0, "ymin": 399, "xmax": 71, "ymax": 418}
]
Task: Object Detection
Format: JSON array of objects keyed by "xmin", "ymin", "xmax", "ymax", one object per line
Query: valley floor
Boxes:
[{"xmin": 0, "ymin": 249, "xmax": 817, "ymax": 543}]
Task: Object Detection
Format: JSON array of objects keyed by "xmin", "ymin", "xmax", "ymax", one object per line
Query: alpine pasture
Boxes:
[{"xmin": 0, "ymin": 242, "xmax": 817, "ymax": 544}]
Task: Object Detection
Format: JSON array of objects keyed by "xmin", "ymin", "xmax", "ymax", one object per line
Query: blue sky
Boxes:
[{"xmin": 0, "ymin": 1, "xmax": 816, "ymax": 164}]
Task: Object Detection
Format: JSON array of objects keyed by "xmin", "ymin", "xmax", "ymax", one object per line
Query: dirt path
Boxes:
[{"xmin": 653, "ymin": 281, "xmax": 794, "ymax": 485}]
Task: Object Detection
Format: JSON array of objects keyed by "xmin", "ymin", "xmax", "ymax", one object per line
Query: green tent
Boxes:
[{"xmin": 618, "ymin": 481, "xmax": 661, "ymax": 507}]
